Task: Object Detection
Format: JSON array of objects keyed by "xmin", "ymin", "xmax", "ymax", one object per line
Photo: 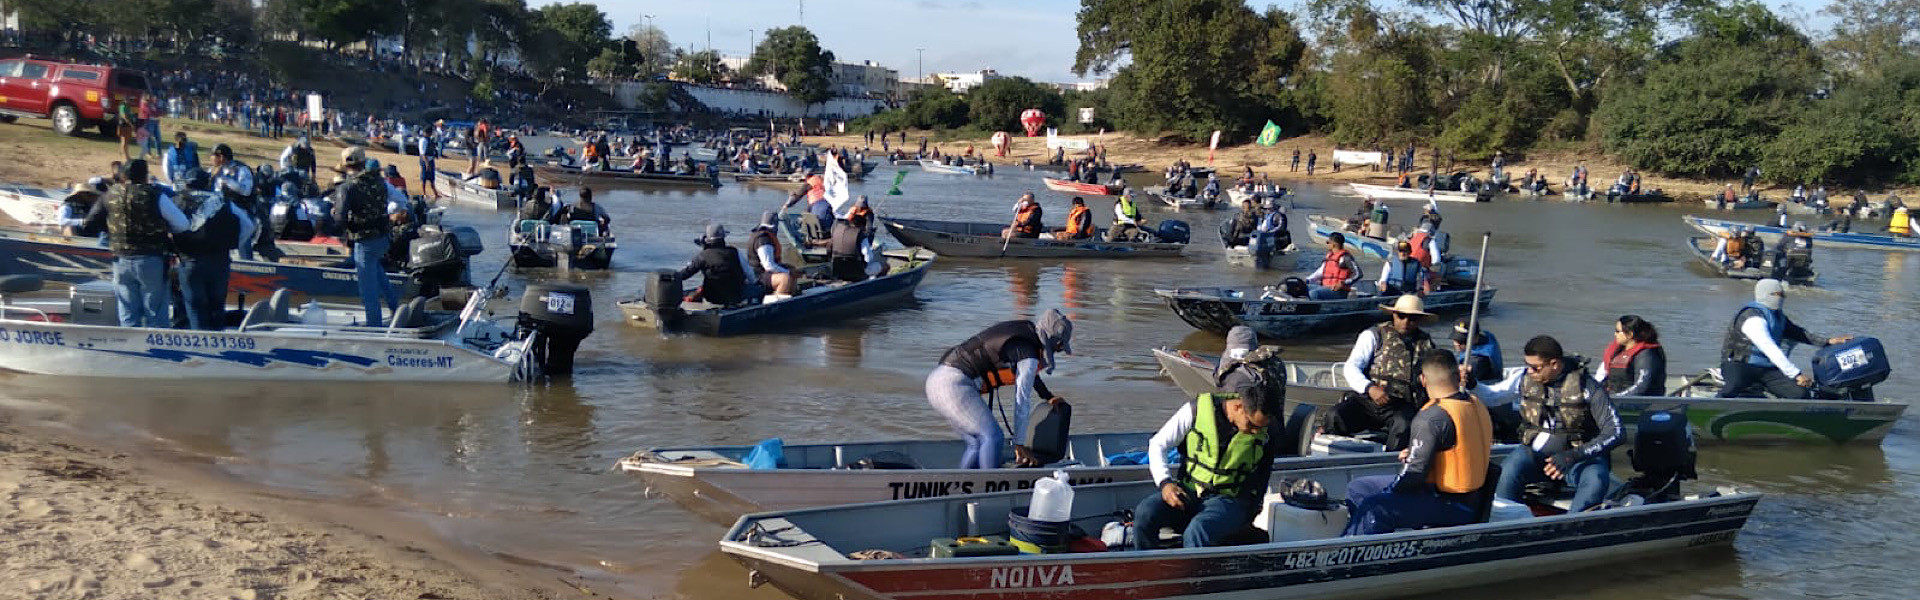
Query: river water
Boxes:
[{"xmin": 4, "ymin": 165, "xmax": 1914, "ymax": 599}]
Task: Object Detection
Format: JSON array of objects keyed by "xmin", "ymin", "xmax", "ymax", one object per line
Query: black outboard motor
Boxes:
[
  {"xmin": 409, "ymin": 224, "xmax": 483, "ymax": 298},
  {"xmin": 1281, "ymin": 276, "xmax": 1310, "ymax": 299},
  {"xmin": 516, "ymin": 283, "xmax": 594, "ymax": 377},
  {"xmin": 630, "ymin": 269, "xmax": 685, "ymax": 330},
  {"xmin": 1155, "ymin": 219, "xmax": 1191, "ymax": 245},
  {"xmin": 1622, "ymin": 409, "xmax": 1696, "ymax": 503}
]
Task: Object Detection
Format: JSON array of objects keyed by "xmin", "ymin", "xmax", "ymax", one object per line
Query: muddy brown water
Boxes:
[{"xmin": 4, "ymin": 166, "xmax": 1914, "ymax": 599}]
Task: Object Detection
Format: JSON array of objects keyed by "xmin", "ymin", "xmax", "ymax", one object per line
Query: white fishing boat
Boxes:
[
  {"xmin": 918, "ymin": 160, "xmax": 986, "ymax": 175},
  {"xmin": 0, "ymin": 275, "xmax": 591, "ymax": 383},
  {"xmin": 722, "ymin": 459, "xmax": 1758, "ymax": 600},
  {"xmin": 1350, "ymin": 182, "xmax": 1489, "ymax": 203},
  {"xmin": 0, "ymin": 182, "xmax": 63, "ymax": 226},
  {"xmin": 434, "ymin": 170, "xmax": 516, "ymax": 211}
]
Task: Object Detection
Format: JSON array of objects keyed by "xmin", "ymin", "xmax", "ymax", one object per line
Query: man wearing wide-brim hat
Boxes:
[
  {"xmin": 1324, "ymin": 294, "xmax": 1437, "ymax": 450},
  {"xmin": 58, "ymin": 181, "xmax": 105, "ymax": 237}
]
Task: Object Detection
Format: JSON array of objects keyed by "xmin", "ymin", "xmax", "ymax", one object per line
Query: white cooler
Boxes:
[{"xmin": 1255, "ymin": 493, "xmax": 1350, "ymax": 543}]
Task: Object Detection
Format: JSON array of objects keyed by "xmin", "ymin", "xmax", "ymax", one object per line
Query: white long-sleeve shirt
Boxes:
[
  {"xmin": 754, "ymin": 242, "xmax": 788, "ymax": 274},
  {"xmin": 1711, "ymin": 237, "xmax": 1729, "ymax": 262},
  {"xmin": 279, "ymin": 145, "xmax": 297, "ymax": 171},
  {"xmin": 1342, "ymin": 328, "xmax": 1383, "ymax": 394},
  {"xmin": 1740, "ymin": 315, "xmax": 1802, "ymax": 378},
  {"xmin": 1147, "ymin": 402, "xmax": 1196, "ymax": 485}
]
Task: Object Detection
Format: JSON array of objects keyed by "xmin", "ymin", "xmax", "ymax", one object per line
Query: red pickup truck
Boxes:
[{"xmin": 0, "ymin": 57, "xmax": 149, "ymax": 137}]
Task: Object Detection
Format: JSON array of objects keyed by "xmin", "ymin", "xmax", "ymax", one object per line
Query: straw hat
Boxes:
[
  {"xmin": 1379, "ymin": 294, "xmax": 1434, "ymax": 319},
  {"xmin": 64, "ymin": 182, "xmax": 100, "ymax": 200}
]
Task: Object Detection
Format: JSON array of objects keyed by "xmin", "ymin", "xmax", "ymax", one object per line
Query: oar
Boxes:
[{"xmin": 1464, "ymin": 231, "xmax": 1492, "ymax": 359}]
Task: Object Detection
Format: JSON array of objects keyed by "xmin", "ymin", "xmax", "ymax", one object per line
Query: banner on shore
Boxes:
[
  {"xmin": 1332, "ymin": 150, "xmax": 1387, "ymax": 167},
  {"xmin": 1256, "ymin": 121, "xmax": 1281, "ymax": 147},
  {"xmin": 1046, "ymin": 129, "xmax": 1092, "ymax": 151},
  {"xmin": 306, "ymin": 94, "xmax": 324, "ymax": 123}
]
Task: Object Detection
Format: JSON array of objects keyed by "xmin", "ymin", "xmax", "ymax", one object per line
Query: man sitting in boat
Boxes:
[
  {"xmin": 1303, "ymin": 233, "xmax": 1363, "ymax": 300},
  {"xmin": 555, "ymin": 187, "xmax": 611, "ymax": 235},
  {"xmin": 829, "ymin": 197, "xmax": 876, "ymax": 282},
  {"xmin": 1325, "ymin": 295, "xmax": 1435, "ymax": 450},
  {"xmin": 1343, "ymin": 349, "xmax": 1494, "ymax": 535},
  {"xmin": 59, "ymin": 180, "xmax": 107, "ymax": 238},
  {"xmin": 1253, "ymin": 198, "xmax": 1288, "ymax": 263},
  {"xmin": 1470, "ymin": 336, "xmax": 1620, "ymax": 513},
  {"xmin": 747, "ymin": 211, "xmax": 797, "ymax": 302},
  {"xmin": 1226, "ymin": 199, "xmax": 1261, "ymax": 246},
  {"xmin": 1710, "ymin": 225, "xmax": 1755, "ymax": 270},
  {"xmin": 1058, "ymin": 197, "xmax": 1094, "ymax": 240},
  {"xmin": 1105, "ymin": 191, "xmax": 1145, "ymax": 242},
  {"xmin": 1377, "ymin": 242, "xmax": 1431, "ymax": 296},
  {"xmin": 1135, "ymin": 327, "xmax": 1286, "ymax": 549},
  {"xmin": 925, "ymin": 311, "xmax": 1074, "ymax": 470},
  {"xmin": 673, "ymin": 223, "xmax": 754, "ymax": 307},
  {"xmin": 1892, "ymin": 206, "xmax": 1912, "ymax": 237},
  {"xmin": 1772, "ymin": 225, "xmax": 1815, "ymax": 280},
  {"xmin": 1717, "ymin": 279, "xmax": 1850, "ymax": 399},
  {"xmin": 1004, "ymin": 193, "xmax": 1044, "ymax": 239}
]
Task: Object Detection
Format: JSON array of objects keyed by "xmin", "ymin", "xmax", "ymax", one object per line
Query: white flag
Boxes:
[
  {"xmin": 825, "ymin": 152, "xmax": 853, "ymax": 216},
  {"xmin": 1209, "ymin": 130, "xmax": 1222, "ymax": 151}
]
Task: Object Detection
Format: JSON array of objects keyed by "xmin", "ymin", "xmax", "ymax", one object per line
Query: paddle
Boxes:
[{"xmin": 1464, "ymin": 231, "xmax": 1492, "ymax": 362}]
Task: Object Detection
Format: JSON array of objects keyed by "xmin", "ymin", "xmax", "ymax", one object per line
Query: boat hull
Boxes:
[
  {"xmin": 535, "ymin": 165, "xmax": 720, "ymax": 188},
  {"xmin": 883, "ymin": 218, "xmax": 1185, "ymax": 259},
  {"xmin": 1155, "ymin": 286, "xmax": 1496, "ymax": 338},
  {"xmin": 1684, "ymin": 237, "xmax": 1815, "ymax": 285},
  {"xmin": 0, "ymin": 319, "xmax": 516, "ymax": 382},
  {"xmin": 0, "ymin": 228, "xmax": 412, "ymax": 302},
  {"xmin": 1042, "ymin": 178, "xmax": 1121, "ymax": 197},
  {"xmin": 0, "ymin": 184, "xmax": 62, "ymax": 226},
  {"xmin": 1349, "ymin": 183, "xmax": 1488, "ymax": 203},
  {"xmin": 1683, "ymin": 215, "xmax": 1920, "ymax": 253},
  {"xmin": 723, "ymin": 465, "xmax": 1759, "ymax": 600},
  {"xmin": 620, "ymin": 251, "xmax": 934, "ymax": 336},
  {"xmin": 1611, "ymin": 395, "xmax": 1906, "ymax": 444},
  {"xmin": 435, "ymin": 170, "xmax": 516, "ymax": 211}
]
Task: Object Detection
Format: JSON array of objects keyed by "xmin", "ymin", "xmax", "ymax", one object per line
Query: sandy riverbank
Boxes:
[
  {"xmin": 0, "ymin": 118, "xmax": 425, "ymax": 193},
  {"xmin": 806, "ymin": 131, "xmax": 1917, "ymax": 203},
  {"xmin": 0, "ymin": 407, "xmax": 591, "ymax": 600}
]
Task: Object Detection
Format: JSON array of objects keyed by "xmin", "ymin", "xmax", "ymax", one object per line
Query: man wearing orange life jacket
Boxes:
[
  {"xmin": 1059, "ymin": 196, "xmax": 1093, "ymax": 239},
  {"xmin": 1006, "ymin": 193, "xmax": 1044, "ymax": 238},
  {"xmin": 1304, "ymin": 232, "xmax": 1364, "ymax": 300},
  {"xmin": 1342, "ymin": 348, "xmax": 1493, "ymax": 535}
]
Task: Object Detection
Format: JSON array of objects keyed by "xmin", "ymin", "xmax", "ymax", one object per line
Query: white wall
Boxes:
[{"xmin": 608, "ymin": 83, "xmax": 886, "ymax": 119}]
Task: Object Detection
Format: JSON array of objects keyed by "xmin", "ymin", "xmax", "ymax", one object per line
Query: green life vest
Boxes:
[
  {"xmin": 1116, "ymin": 194, "xmax": 1139, "ymax": 223},
  {"xmin": 1179, "ymin": 393, "xmax": 1270, "ymax": 498}
]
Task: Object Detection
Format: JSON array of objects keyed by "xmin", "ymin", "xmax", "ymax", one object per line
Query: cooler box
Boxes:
[
  {"xmin": 1811, "ymin": 337, "xmax": 1889, "ymax": 389},
  {"xmin": 1310, "ymin": 434, "xmax": 1387, "ymax": 456},
  {"xmin": 69, "ymin": 281, "xmax": 118, "ymax": 326},
  {"xmin": 1256, "ymin": 493, "xmax": 1349, "ymax": 543}
]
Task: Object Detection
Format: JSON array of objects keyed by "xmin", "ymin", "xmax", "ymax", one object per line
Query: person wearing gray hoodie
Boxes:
[{"xmin": 925, "ymin": 310, "xmax": 1074, "ymax": 469}]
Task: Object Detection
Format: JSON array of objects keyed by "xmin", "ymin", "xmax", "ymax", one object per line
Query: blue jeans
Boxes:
[
  {"xmin": 1342, "ymin": 474, "xmax": 1475, "ymax": 536},
  {"xmin": 1308, "ymin": 285, "xmax": 1347, "ymax": 300},
  {"xmin": 1496, "ymin": 448, "xmax": 1612, "ymax": 512},
  {"xmin": 113, "ymin": 255, "xmax": 170, "ymax": 328},
  {"xmin": 142, "ymin": 121, "xmax": 162, "ymax": 156},
  {"xmin": 353, "ymin": 235, "xmax": 398, "ymax": 326},
  {"xmin": 1133, "ymin": 491, "xmax": 1257, "ymax": 549},
  {"xmin": 177, "ymin": 254, "xmax": 231, "ymax": 330}
]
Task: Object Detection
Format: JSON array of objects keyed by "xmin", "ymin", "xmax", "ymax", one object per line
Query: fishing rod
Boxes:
[{"xmin": 1464, "ymin": 231, "xmax": 1491, "ymax": 366}]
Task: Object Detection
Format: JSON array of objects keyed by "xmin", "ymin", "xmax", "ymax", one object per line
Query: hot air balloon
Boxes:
[{"xmin": 1020, "ymin": 108, "xmax": 1046, "ymax": 137}]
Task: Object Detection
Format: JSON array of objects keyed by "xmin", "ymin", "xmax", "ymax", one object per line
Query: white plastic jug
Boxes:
[
  {"xmin": 300, "ymin": 300, "xmax": 328, "ymax": 325},
  {"xmin": 1028, "ymin": 470, "xmax": 1075, "ymax": 523}
]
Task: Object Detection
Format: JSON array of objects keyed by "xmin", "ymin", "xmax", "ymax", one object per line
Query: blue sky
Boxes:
[{"xmin": 546, "ymin": 0, "xmax": 1834, "ymax": 84}]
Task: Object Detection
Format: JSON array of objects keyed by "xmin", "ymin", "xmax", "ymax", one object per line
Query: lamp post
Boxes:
[
  {"xmin": 916, "ymin": 48, "xmax": 925, "ymax": 84},
  {"xmin": 643, "ymin": 14, "xmax": 656, "ymax": 78}
]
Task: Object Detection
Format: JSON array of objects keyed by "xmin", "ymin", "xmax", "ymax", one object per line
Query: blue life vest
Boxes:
[{"xmin": 1733, "ymin": 302, "xmax": 1789, "ymax": 368}]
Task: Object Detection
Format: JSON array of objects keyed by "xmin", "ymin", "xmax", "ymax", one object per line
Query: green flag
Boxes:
[
  {"xmin": 1255, "ymin": 120, "xmax": 1281, "ymax": 147},
  {"xmin": 888, "ymin": 169, "xmax": 908, "ymax": 195}
]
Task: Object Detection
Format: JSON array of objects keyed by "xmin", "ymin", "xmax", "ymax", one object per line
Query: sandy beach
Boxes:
[{"xmin": 0, "ymin": 408, "xmax": 584, "ymax": 600}]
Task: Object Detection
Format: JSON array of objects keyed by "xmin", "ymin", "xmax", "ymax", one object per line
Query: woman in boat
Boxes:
[
  {"xmin": 1596, "ymin": 315, "xmax": 1665, "ymax": 397},
  {"xmin": 924, "ymin": 310, "xmax": 1074, "ymax": 469},
  {"xmin": 1059, "ymin": 197, "xmax": 1094, "ymax": 240}
]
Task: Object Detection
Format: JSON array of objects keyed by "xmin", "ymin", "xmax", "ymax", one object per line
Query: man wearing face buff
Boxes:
[
  {"xmin": 1134, "ymin": 326, "xmax": 1288, "ymax": 549},
  {"xmin": 1469, "ymin": 335, "xmax": 1621, "ymax": 512},
  {"xmin": 1717, "ymin": 278, "xmax": 1850, "ymax": 399},
  {"xmin": 926, "ymin": 310, "xmax": 1074, "ymax": 469}
]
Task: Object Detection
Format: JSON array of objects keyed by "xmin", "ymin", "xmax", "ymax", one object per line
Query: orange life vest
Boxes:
[
  {"xmin": 1425, "ymin": 394, "xmax": 1493, "ymax": 494},
  {"xmin": 1063, "ymin": 205, "xmax": 1092, "ymax": 238},
  {"xmin": 1724, "ymin": 233, "xmax": 1746, "ymax": 257},
  {"xmin": 1409, "ymin": 231, "xmax": 1435, "ymax": 267},
  {"xmin": 1320, "ymin": 249, "xmax": 1354, "ymax": 289},
  {"xmin": 584, "ymin": 144, "xmax": 601, "ymax": 160},
  {"xmin": 979, "ymin": 359, "xmax": 1048, "ymax": 393},
  {"xmin": 1013, "ymin": 202, "xmax": 1043, "ymax": 235}
]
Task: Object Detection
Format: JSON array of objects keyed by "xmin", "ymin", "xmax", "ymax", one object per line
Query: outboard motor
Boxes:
[
  {"xmin": 1621, "ymin": 409, "xmax": 1696, "ymax": 504},
  {"xmin": 1810, "ymin": 336, "xmax": 1889, "ymax": 401},
  {"xmin": 409, "ymin": 224, "xmax": 483, "ymax": 298},
  {"xmin": 630, "ymin": 269, "xmax": 685, "ymax": 330},
  {"xmin": 1154, "ymin": 219, "xmax": 1191, "ymax": 245},
  {"xmin": 516, "ymin": 283, "xmax": 594, "ymax": 377},
  {"xmin": 1281, "ymin": 276, "xmax": 1310, "ymax": 299}
]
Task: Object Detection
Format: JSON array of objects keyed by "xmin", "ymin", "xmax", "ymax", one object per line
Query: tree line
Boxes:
[{"xmin": 869, "ymin": 0, "xmax": 1920, "ymax": 186}]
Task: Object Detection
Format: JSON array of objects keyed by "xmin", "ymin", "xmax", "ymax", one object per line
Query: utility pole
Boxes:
[
  {"xmin": 799, "ymin": 0, "xmax": 805, "ymax": 24},
  {"xmin": 916, "ymin": 48, "xmax": 925, "ymax": 84},
  {"xmin": 643, "ymin": 14, "xmax": 655, "ymax": 78}
]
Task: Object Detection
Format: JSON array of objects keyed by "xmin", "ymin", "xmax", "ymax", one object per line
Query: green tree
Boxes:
[
  {"xmin": 1820, "ymin": 0, "xmax": 1920, "ymax": 79},
  {"xmin": 1596, "ymin": 3, "xmax": 1822, "ymax": 177},
  {"xmin": 966, "ymin": 77, "xmax": 1066, "ymax": 133},
  {"xmin": 745, "ymin": 26, "xmax": 837, "ymax": 108},
  {"xmin": 626, "ymin": 24, "xmax": 676, "ymax": 78},
  {"xmin": 525, "ymin": 2, "xmax": 612, "ymax": 81},
  {"xmin": 586, "ymin": 47, "xmax": 635, "ymax": 79},
  {"xmin": 1074, "ymin": 0, "xmax": 1311, "ymax": 141},
  {"xmin": 673, "ymin": 49, "xmax": 730, "ymax": 84}
]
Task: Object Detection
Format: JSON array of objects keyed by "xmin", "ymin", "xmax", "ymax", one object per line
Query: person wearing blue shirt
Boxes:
[{"xmin": 162, "ymin": 132, "xmax": 200, "ymax": 185}]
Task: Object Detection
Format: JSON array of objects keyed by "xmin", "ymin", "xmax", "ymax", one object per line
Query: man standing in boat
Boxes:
[
  {"xmin": 1717, "ymin": 279, "xmax": 1849, "ymax": 398},
  {"xmin": 92, "ymin": 160, "xmax": 187, "ymax": 328},
  {"xmin": 1135, "ymin": 327, "xmax": 1286, "ymax": 549},
  {"xmin": 924, "ymin": 310, "xmax": 1074, "ymax": 470},
  {"xmin": 1470, "ymin": 336, "xmax": 1620, "ymax": 512},
  {"xmin": 1343, "ymin": 349, "xmax": 1493, "ymax": 535},
  {"xmin": 331, "ymin": 147, "xmax": 400, "ymax": 327},
  {"xmin": 1325, "ymin": 295, "xmax": 1436, "ymax": 450}
]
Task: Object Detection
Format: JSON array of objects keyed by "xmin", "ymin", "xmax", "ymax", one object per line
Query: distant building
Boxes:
[
  {"xmin": 831, "ymin": 60, "xmax": 899, "ymax": 99},
  {"xmin": 933, "ymin": 69, "xmax": 1003, "ymax": 93},
  {"xmin": 1051, "ymin": 79, "xmax": 1109, "ymax": 93},
  {"xmin": 0, "ymin": 3, "xmax": 17, "ymax": 33}
]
